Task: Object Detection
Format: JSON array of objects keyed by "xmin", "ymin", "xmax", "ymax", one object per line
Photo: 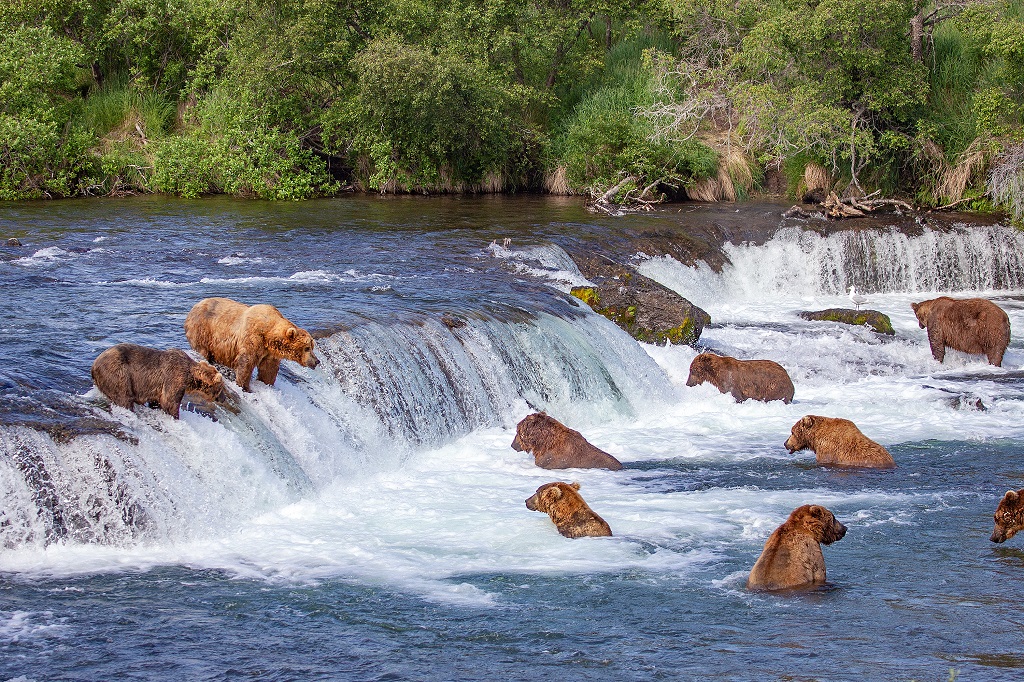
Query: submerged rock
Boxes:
[
  {"xmin": 569, "ymin": 256, "xmax": 710, "ymax": 345},
  {"xmin": 799, "ymin": 308, "xmax": 895, "ymax": 335}
]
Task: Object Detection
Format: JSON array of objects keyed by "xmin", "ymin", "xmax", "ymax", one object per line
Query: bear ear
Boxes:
[
  {"xmin": 911, "ymin": 302, "xmax": 919, "ymax": 312},
  {"xmin": 570, "ymin": 482, "xmax": 581, "ymax": 490},
  {"xmin": 287, "ymin": 327, "xmax": 297, "ymax": 339},
  {"xmin": 807, "ymin": 505, "xmax": 824, "ymax": 517},
  {"xmin": 1006, "ymin": 490, "xmax": 1019, "ymax": 502},
  {"xmin": 548, "ymin": 486, "xmax": 563, "ymax": 500},
  {"xmin": 800, "ymin": 415, "xmax": 815, "ymax": 428}
]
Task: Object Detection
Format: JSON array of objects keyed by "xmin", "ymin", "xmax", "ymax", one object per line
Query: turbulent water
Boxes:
[{"xmin": 1, "ymin": 197, "xmax": 1024, "ymax": 680}]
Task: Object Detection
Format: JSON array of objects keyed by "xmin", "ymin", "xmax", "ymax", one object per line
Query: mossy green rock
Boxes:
[
  {"xmin": 799, "ymin": 308, "xmax": 895, "ymax": 335},
  {"xmin": 569, "ymin": 260, "xmax": 710, "ymax": 345}
]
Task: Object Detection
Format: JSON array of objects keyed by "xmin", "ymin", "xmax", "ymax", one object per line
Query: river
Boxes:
[{"xmin": 1, "ymin": 196, "xmax": 1023, "ymax": 680}]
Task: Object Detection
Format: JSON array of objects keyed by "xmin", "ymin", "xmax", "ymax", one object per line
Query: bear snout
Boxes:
[
  {"xmin": 991, "ymin": 528, "xmax": 1007, "ymax": 543},
  {"xmin": 784, "ymin": 435, "xmax": 799, "ymax": 453},
  {"xmin": 685, "ymin": 372, "xmax": 700, "ymax": 387},
  {"xmin": 525, "ymin": 494, "xmax": 539, "ymax": 511},
  {"xmin": 511, "ymin": 434, "xmax": 525, "ymax": 452},
  {"xmin": 304, "ymin": 352, "xmax": 320, "ymax": 369}
]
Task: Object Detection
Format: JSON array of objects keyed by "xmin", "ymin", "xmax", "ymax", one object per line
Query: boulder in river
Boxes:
[
  {"xmin": 569, "ymin": 256, "xmax": 710, "ymax": 345},
  {"xmin": 799, "ymin": 308, "xmax": 895, "ymax": 335}
]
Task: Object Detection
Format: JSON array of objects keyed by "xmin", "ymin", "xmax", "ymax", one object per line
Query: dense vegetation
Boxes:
[{"xmin": 1, "ymin": 0, "xmax": 1022, "ymax": 217}]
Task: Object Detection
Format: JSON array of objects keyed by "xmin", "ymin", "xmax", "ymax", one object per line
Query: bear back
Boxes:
[{"xmin": 511, "ymin": 413, "xmax": 622, "ymax": 470}]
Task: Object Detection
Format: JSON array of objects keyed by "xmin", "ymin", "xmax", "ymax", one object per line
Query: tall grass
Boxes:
[{"xmin": 79, "ymin": 78, "xmax": 176, "ymax": 141}]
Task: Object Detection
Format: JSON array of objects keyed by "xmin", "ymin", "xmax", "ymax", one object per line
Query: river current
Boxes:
[{"xmin": 1, "ymin": 196, "xmax": 1023, "ymax": 680}]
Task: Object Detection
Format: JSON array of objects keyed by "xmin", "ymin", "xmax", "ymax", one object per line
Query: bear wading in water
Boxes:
[
  {"xmin": 911, "ymin": 296, "xmax": 1010, "ymax": 367},
  {"xmin": 184, "ymin": 297, "xmax": 319, "ymax": 392},
  {"xmin": 990, "ymin": 488, "xmax": 1024, "ymax": 544},
  {"xmin": 525, "ymin": 481, "xmax": 612, "ymax": 538},
  {"xmin": 91, "ymin": 344, "xmax": 224, "ymax": 419},
  {"xmin": 511, "ymin": 413, "xmax": 622, "ymax": 470},
  {"xmin": 686, "ymin": 352, "xmax": 795, "ymax": 403},
  {"xmin": 747, "ymin": 504, "xmax": 847, "ymax": 591},
  {"xmin": 785, "ymin": 415, "xmax": 895, "ymax": 469}
]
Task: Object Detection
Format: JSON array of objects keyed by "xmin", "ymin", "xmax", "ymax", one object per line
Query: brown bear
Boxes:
[
  {"xmin": 525, "ymin": 481, "xmax": 613, "ymax": 538},
  {"xmin": 911, "ymin": 296, "xmax": 1010, "ymax": 367},
  {"xmin": 685, "ymin": 353, "xmax": 795, "ymax": 403},
  {"xmin": 511, "ymin": 413, "xmax": 622, "ymax": 470},
  {"xmin": 785, "ymin": 415, "xmax": 895, "ymax": 469},
  {"xmin": 747, "ymin": 504, "xmax": 847, "ymax": 591},
  {"xmin": 183, "ymin": 297, "xmax": 319, "ymax": 392},
  {"xmin": 990, "ymin": 488, "xmax": 1024, "ymax": 544},
  {"xmin": 91, "ymin": 343, "xmax": 225, "ymax": 419}
]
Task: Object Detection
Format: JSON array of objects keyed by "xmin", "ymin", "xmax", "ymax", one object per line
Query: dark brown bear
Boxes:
[
  {"xmin": 785, "ymin": 415, "xmax": 895, "ymax": 469},
  {"xmin": 184, "ymin": 297, "xmax": 319, "ymax": 391},
  {"xmin": 511, "ymin": 413, "xmax": 622, "ymax": 470},
  {"xmin": 525, "ymin": 482, "xmax": 613, "ymax": 538},
  {"xmin": 911, "ymin": 296, "xmax": 1010, "ymax": 367},
  {"xmin": 747, "ymin": 504, "xmax": 847, "ymax": 591},
  {"xmin": 990, "ymin": 488, "xmax": 1024, "ymax": 544},
  {"xmin": 91, "ymin": 344, "xmax": 224, "ymax": 419},
  {"xmin": 686, "ymin": 353, "xmax": 795, "ymax": 403}
]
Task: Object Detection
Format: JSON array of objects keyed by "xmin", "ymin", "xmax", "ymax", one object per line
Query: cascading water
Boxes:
[
  {"xmin": 0, "ymin": 302, "xmax": 669, "ymax": 550},
  {"xmin": 638, "ymin": 224, "xmax": 1024, "ymax": 310},
  {"xmin": 4, "ymin": 199, "xmax": 1024, "ymax": 680}
]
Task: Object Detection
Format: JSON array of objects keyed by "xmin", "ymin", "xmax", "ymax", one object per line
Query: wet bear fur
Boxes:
[
  {"xmin": 184, "ymin": 297, "xmax": 319, "ymax": 391},
  {"xmin": 686, "ymin": 352, "xmax": 795, "ymax": 403},
  {"xmin": 747, "ymin": 504, "xmax": 847, "ymax": 591},
  {"xmin": 511, "ymin": 413, "xmax": 622, "ymax": 470},
  {"xmin": 91, "ymin": 343, "xmax": 224, "ymax": 419},
  {"xmin": 785, "ymin": 415, "xmax": 895, "ymax": 469},
  {"xmin": 990, "ymin": 488, "xmax": 1024, "ymax": 544},
  {"xmin": 525, "ymin": 481, "xmax": 612, "ymax": 538},
  {"xmin": 911, "ymin": 296, "xmax": 1010, "ymax": 367}
]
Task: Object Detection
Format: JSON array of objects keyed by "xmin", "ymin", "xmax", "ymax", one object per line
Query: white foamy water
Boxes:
[{"xmin": 3, "ymin": 225, "xmax": 1023, "ymax": 609}]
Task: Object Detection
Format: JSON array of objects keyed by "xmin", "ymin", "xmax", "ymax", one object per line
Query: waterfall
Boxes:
[
  {"xmin": 638, "ymin": 224, "xmax": 1024, "ymax": 308},
  {"xmin": 0, "ymin": 308, "xmax": 670, "ymax": 550}
]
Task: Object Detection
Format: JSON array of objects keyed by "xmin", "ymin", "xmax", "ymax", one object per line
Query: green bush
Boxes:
[{"xmin": 338, "ymin": 36, "xmax": 530, "ymax": 191}]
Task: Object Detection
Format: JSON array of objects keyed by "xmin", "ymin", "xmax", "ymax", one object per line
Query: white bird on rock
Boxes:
[{"xmin": 848, "ymin": 285, "xmax": 868, "ymax": 310}]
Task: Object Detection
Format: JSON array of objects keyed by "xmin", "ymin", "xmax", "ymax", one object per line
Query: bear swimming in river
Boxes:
[
  {"xmin": 511, "ymin": 413, "xmax": 622, "ymax": 470},
  {"xmin": 785, "ymin": 415, "xmax": 895, "ymax": 469},
  {"xmin": 184, "ymin": 297, "xmax": 319, "ymax": 392},
  {"xmin": 686, "ymin": 352, "xmax": 795, "ymax": 403},
  {"xmin": 990, "ymin": 488, "xmax": 1024, "ymax": 544},
  {"xmin": 747, "ymin": 504, "xmax": 847, "ymax": 591},
  {"xmin": 525, "ymin": 481, "xmax": 612, "ymax": 538},
  {"xmin": 911, "ymin": 296, "xmax": 1010, "ymax": 367},
  {"xmin": 91, "ymin": 343, "xmax": 224, "ymax": 419}
]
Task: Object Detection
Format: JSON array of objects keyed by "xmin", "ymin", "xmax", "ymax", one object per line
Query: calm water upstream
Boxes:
[{"xmin": 1, "ymin": 195, "xmax": 1024, "ymax": 680}]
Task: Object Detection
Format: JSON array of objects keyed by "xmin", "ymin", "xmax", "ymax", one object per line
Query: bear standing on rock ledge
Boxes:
[
  {"xmin": 91, "ymin": 344, "xmax": 224, "ymax": 419},
  {"xmin": 184, "ymin": 297, "xmax": 319, "ymax": 392},
  {"xmin": 911, "ymin": 296, "xmax": 1010, "ymax": 367}
]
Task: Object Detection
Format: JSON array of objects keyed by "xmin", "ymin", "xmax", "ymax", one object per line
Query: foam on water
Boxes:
[{"xmin": 4, "ymin": 221, "xmax": 1024, "ymax": 612}]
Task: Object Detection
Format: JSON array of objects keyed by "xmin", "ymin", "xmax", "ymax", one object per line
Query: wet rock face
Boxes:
[
  {"xmin": 799, "ymin": 308, "xmax": 895, "ymax": 335},
  {"xmin": 569, "ymin": 256, "xmax": 711, "ymax": 345}
]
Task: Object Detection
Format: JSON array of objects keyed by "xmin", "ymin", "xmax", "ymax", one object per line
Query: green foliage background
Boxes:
[{"xmin": 0, "ymin": 0, "xmax": 1022, "ymax": 211}]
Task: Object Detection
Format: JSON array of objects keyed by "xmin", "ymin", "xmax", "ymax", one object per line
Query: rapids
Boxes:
[{"xmin": 1, "ymin": 197, "xmax": 1023, "ymax": 680}]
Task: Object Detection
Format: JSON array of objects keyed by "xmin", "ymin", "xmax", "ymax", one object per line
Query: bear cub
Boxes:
[
  {"xmin": 91, "ymin": 343, "xmax": 224, "ymax": 419},
  {"xmin": 525, "ymin": 482, "xmax": 612, "ymax": 538}
]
